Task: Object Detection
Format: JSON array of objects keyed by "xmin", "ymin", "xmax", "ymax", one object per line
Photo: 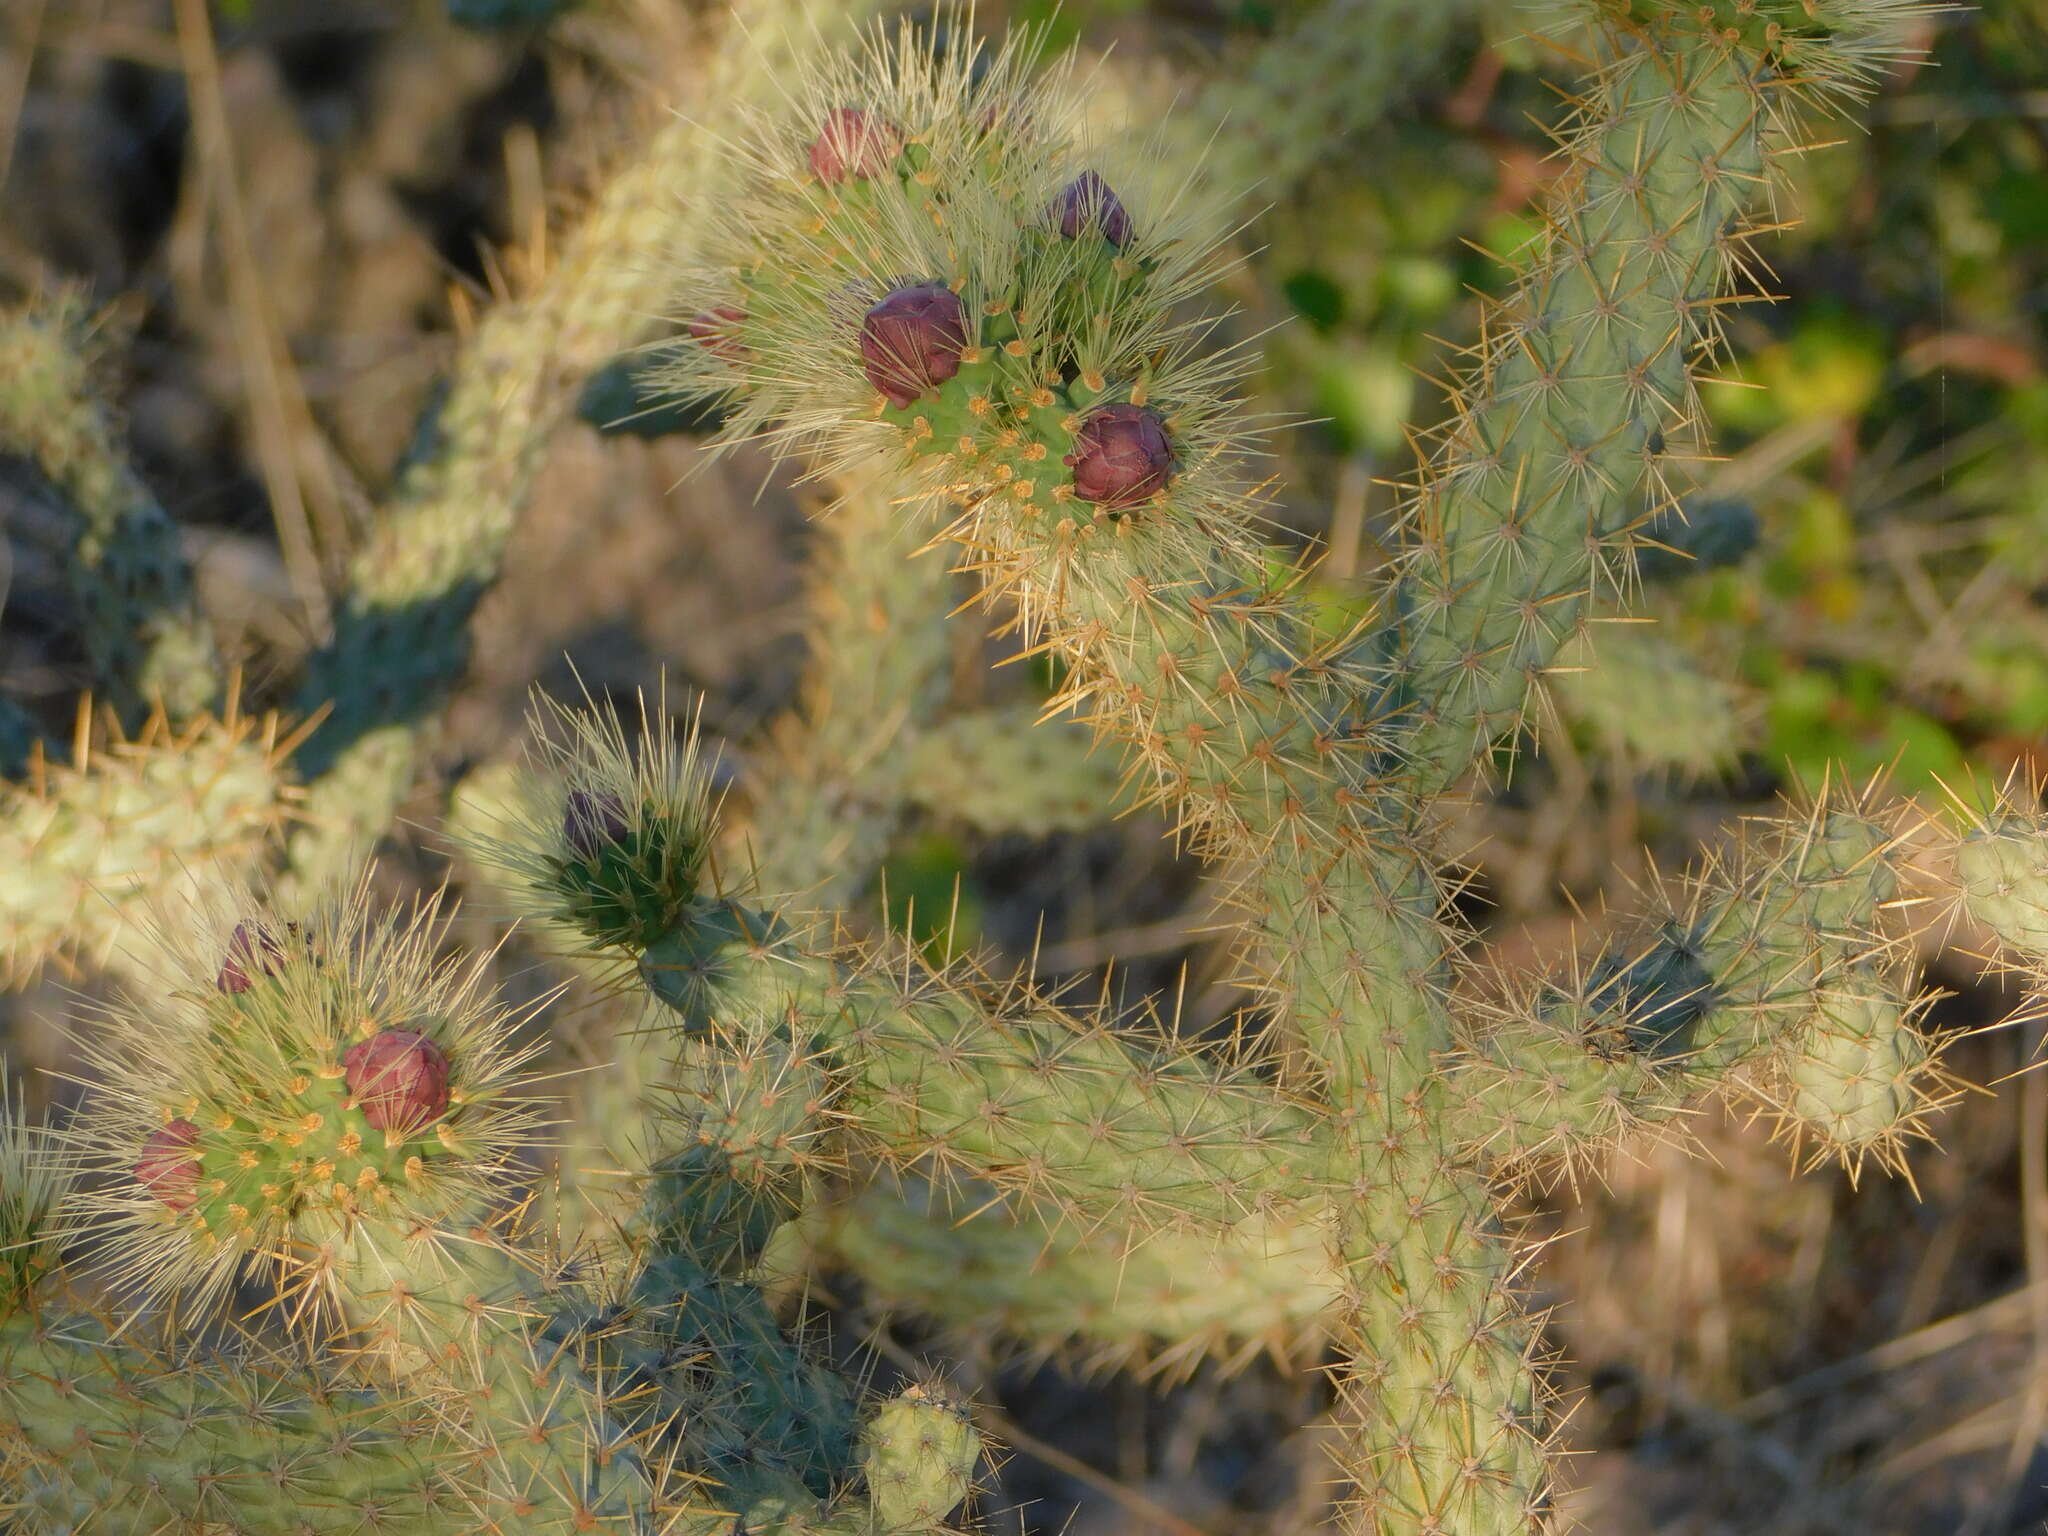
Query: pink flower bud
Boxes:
[
  {"xmin": 808, "ymin": 108, "xmax": 900, "ymax": 185},
  {"xmin": 136, "ymin": 1120, "xmax": 201, "ymax": 1211},
  {"xmin": 343, "ymin": 1029, "xmax": 451, "ymax": 1135},
  {"xmin": 686, "ymin": 306, "xmax": 747, "ymax": 365},
  {"xmin": 860, "ymin": 282, "xmax": 969, "ymax": 410},
  {"xmin": 564, "ymin": 789, "xmax": 629, "ymax": 861},
  {"xmin": 1064, "ymin": 404, "xmax": 1175, "ymax": 509},
  {"xmin": 216, "ymin": 921, "xmax": 286, "ymax": 994},
  {"xmin": 1049, "ymin": 172, "xmax": 1132, "ymax": 249}
]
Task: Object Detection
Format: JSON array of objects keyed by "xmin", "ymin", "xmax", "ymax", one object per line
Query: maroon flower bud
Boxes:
[
  {"xmin": 808, "ymin": 108, "xmax": 900, "ymax": 185},
  {"xmin": 564, "ymin": 788, "xmax": 629, "ymax": 861},
  {"xmin": 1064, "ymin": 404, "xmax": 1175, "ymax": 510},
  {"xmin": 859, "ymin": 282, "xmax": 969, "ymax": 410},
  {"xmin": 344, "ymin": 1029, "xmax": 452, "ymax": 1135},
  {"xmin": 217, "ymin": 921, "xmax": 286, "ymax": 994},
  {"xmin": 686, "ymin": 306, "xmax": 747, "ymax": 365},
  {"xmin": 136, "ymin": 1120, "xmax": 202, "ymax": 1211},
  {"xmin": 1049, "ymin": 172, "xmax": 1132, "ymax": 249}
]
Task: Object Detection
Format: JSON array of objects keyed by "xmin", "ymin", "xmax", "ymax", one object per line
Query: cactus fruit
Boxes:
[
  {"xmin": 810, "ymin": 106, "xmax": 904, "ymax": 183},
  {"xmin": 861, "ymin": 283, "xmax": 973, "ymax": 409},
  {"xmin": 131, "ymin": 1120, "xmax": 202, "ymax": 1211},
  {"xmin": 1064, "ymin": 403, "xmax": 1176, "ymax": 509},
  {"xmin": 1048, "ymin": 171, "xmax": 1133, "ymax": 249},
  {"xmin": 342, "ymin": 1028, "xmax": 454, "ymax": 1134}
]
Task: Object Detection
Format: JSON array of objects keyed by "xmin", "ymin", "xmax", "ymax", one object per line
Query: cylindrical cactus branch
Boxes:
[
  {"xmin": 747, "ymin": 471, "xmax": 959, "ymax": 909},
  {"xmin": 814, "ymin": 1173, "xmax": 1340, "ymax": 1379},
  {"xmin": 461, "ymin": 688, "xmax": 1325, "ymax": 1246},
  {"xmin": 0, "ymin": 298, "xmax": 221, "ymax": 724},
  {"xmin": 0, "ymin": 1321, "xmax": 478, "ymax": 1533},
  {"xmin": 1444, "ymin": 794, "xmax": 1947, "ymax": 1183},
  {"xmin": 0, "ymin": 707, "xmax": 288, "ymax": 988}
]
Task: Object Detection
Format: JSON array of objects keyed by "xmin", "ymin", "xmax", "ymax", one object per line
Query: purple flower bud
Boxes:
[
  {"xmin": 1049, "ymin": 172, "xmax": 1132, "ymax": 249},
  {"xmin": 687, "ymin": 306, "xmax": 747, "ymax": 365},
  {"xmin": 564, "ymin": 789, "xmax": 629, "ymax": 861},
  {"xmin": 136, "ymin": 1120, "xmax": 202, "ymax": 1211},
  {"xmin": 860, "ymin": 282, "xmax": 969, "ymax": 410},
  {"xmin": 344, "ymin": 1029, "xmax": 451, "ymax": 1135},
  {"xmin": 1064, "ymin": 404, "xmax": 1175, "ymax": 510},
  {"xmin": 808, "ymin": 108, "xmax": 900, "ymax": 185},
  {"xmin": 216, "ymin": 921, "xmax": 286, "ymax": 994}
]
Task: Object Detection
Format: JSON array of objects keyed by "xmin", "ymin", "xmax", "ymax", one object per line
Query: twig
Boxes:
[
  {"xmin": 968, "ymin": 1399, "xmax": 1217, "ymax": 1536},
  {"xmin": 171, "ymin": 0, "xmax": 336, "ymax": 634}
]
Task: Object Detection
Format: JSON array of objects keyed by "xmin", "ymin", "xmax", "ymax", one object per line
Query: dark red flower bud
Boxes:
[
  {"xmin": 217, "ymin": 921, "xmax": 286, "ymax": 994},
  {"xmin": 686, "ymin": 306, "xmax": 747, "ymax": 365},
  {"xmin": 136, "ymin": 1120, "xmax": 202, "ymax": 1211},
  {"xmin": 808, "ymin": 108, "xmax": 900, "ymax": 185},
  {"xmin": 1049, "ymin": 172, "xmax": 1132, "ymax": 249},
  {"xmin": 344, "ymin": 1029, "xmax": 452, "ymax": 1135},
  {"xmin": 859, "ymin": 282, "xmax": 969, "ymax": 410},
  {"xmin": 1064, "ymin": 404, "xmax": 1175, "ymax": 509},
  {"xmin": 564, "ymin": 789, "xmax": 629, "ymax": 861}
]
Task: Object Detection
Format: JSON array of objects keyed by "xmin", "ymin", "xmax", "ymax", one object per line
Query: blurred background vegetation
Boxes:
[{"xmin": 4, "ymin": 1, "xmax": 2048, "ymax": 1531}]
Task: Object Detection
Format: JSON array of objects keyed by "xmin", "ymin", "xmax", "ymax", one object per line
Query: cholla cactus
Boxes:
[
  {"xmin": 11, "ymin": 1, "xmax": 2045, "ymax": 1532},
  {"xmin": 639, "ymin": 3, "xmax": 1971, "ymax": 1528}
]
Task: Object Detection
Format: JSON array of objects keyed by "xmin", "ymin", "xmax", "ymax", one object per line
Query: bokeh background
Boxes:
[{"xmin": 4, "ymin": 2, "xmax": 2048, "ymax": 1531}]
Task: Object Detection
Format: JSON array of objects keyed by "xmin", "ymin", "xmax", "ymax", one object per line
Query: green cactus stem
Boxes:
[
  {"xmin": 0, "ymin": 707, "xmax": 286, "ymax": 988},
  {"xmin": 0, "ymin": 299, "xmax": 220, "ymax": 725},
  {"xmin": 1445, "ymin": 795, "xmax": 1945, "ymax": 1182}
]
